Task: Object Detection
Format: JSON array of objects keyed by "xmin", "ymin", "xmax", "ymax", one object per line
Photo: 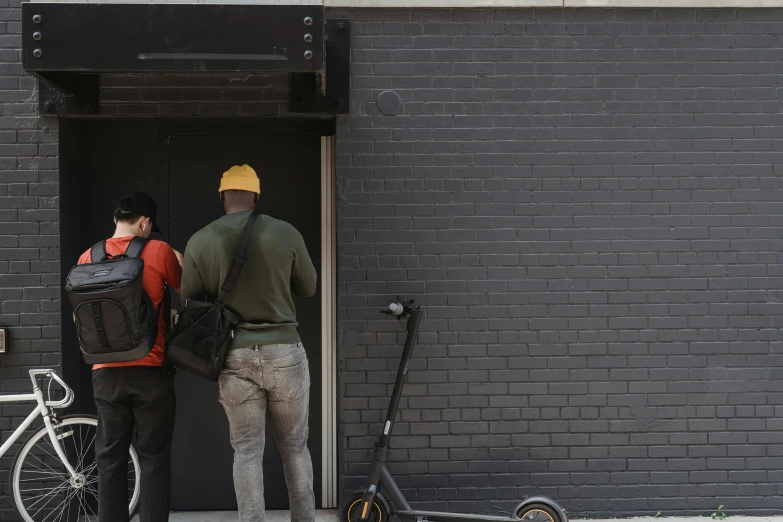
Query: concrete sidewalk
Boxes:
[
  {"xmin": 587, "ymin": 519, "xmax": 782, "ymax": 522},
  {"xmin": 133, "ymin": 510, "xmax": 340, "ymax": 522},
  {"xmin": 135, "ymin": 514, "xmax": 783, "ymax": 522},
  {"xmin": 588, "ymin": 519, "xmax": 783, "ymax": 522}
]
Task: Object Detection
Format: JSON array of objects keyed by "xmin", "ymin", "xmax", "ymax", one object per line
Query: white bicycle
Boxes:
[{"xmin": 1, "ymin": 369, "xmax": 140, "ymax": 521}]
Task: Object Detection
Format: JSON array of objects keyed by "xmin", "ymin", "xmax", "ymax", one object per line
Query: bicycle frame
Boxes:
[{"xmin": 0, "ymin": 370, "xmax": 78, "ymax": 478}]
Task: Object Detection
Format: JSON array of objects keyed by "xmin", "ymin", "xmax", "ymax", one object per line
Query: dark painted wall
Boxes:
[{"xmin": 333, "ymin": 7, "xmax": 783, "ymax": 517}]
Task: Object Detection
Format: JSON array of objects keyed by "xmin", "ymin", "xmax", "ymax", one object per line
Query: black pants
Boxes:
[{"xmin": 93, "ymin": 366, "xmax": 175, "ymax": 522}]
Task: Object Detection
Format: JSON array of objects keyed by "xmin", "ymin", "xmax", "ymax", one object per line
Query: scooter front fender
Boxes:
[
  {"xmin": 512, "ymin": 497, "xmax": 568, "ymax": 522},
  {"xmin": 372, "ymin": 491, "xmax": 391, "ymax": 516},
  {"xmin": 358, "ymin": 486, "xmax": 392, "ymax": 522}
]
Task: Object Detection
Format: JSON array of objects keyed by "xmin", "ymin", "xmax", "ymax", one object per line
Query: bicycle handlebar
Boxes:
[{"xmin": 29, "ymin": 369, "xmax": 74, "ymax": 409}]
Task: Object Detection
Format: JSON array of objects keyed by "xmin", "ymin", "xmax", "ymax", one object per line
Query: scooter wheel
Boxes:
[
  {"xmin": 514, "ymin": 503, "xmax": 564, "ymax": 522},
  {"xmin": 341, "ymin": 493, "xmax": 389, "ymax": 522}
]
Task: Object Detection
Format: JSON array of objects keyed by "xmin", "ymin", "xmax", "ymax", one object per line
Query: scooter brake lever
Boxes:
[{"xmin": 394, "ymin": 296, "xmax": 416, "ymax": 307}]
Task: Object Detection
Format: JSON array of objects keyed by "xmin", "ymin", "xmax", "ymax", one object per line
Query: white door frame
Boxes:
[{"xmin": 320, "ymin": 135, "xmax": 337, "ymax": 508}]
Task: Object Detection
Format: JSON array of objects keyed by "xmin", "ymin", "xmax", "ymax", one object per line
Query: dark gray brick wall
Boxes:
[
  {"xmin": 100, "ymin": 72, "xmax": 291, "ymax": 116},
  {"xmin": 3, "ymin": 4, "xmax": 783, "ymax": 520},
  {"xmin": 0, "ymin": 0, "xmax": 60, "ymax": 520},
  {"xmin": 334, "ymin": 7, "xmax": 783, "ymax": 517}
]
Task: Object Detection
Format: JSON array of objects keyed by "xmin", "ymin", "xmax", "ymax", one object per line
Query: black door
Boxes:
[
  {"xmin": 163, "ymin": 132, "xmax": 323, "ymax": 510},
  {"xmin": 59, "ymin": 121, "xmax": 325, "ymax": 511},
  {"xmin": 60, "ymin": 120, "xmax": 161, "ymax": 415}
]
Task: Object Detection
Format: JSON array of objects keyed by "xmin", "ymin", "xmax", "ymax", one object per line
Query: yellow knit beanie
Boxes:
[{"xmin": 219, "ymin": 164, "xmax": 260, "ymax": 194}]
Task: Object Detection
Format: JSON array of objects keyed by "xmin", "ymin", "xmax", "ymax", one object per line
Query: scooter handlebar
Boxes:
[{"xmin": 381, "ymin": 297, "xmax": 420, "ymax": 317}]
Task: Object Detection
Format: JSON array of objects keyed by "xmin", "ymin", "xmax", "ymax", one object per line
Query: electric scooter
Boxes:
[{"xmin": 341, "ymin": 298, "xmax": 568, "ymax": 522}]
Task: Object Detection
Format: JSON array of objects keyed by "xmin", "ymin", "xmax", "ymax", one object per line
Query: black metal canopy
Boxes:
[{"xmin": 22, "ymin": 3, "xmax": 349, "ymax": 115}]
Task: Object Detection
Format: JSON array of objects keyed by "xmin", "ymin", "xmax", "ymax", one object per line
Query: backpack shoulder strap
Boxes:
[
  {"xmin": 90, "ymin": 241, "xmax": 108, "ymax": 263},
  {"xmin": 124, "ymin": 237, "xmax": 149, "ymax": 258},
  {"xmin": 219, "ymin": 213, "xmax": 259, "ymax": 302}
]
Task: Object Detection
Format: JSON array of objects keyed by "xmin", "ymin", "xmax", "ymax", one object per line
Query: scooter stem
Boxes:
[
  {"xmin": 378, "ymin": 306, "xmax": 421, "ymax": 451},
  {"xmin": 360, "ymin": 305, "xmax": 422, "ymax": 522}
]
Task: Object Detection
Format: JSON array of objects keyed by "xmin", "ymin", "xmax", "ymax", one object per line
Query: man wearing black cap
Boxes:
[{"xmin": 76, "ymin": 192, "xmax": 182, "ymax": 522}]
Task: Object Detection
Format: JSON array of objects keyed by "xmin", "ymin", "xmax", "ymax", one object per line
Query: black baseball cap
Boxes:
[{"xmin": 116, "ymin": 192, "xmax": 162, "ymax": 233}]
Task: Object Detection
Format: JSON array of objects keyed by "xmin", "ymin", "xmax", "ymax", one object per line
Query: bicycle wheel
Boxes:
[{"xmin": 11, "ymin": 414, "xmax": 140, "ymax": 522}]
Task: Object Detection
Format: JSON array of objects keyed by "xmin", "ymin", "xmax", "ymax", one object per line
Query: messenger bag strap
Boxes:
[
  {"xmin": 91, "ymin": 241, "xmax": 108, "ymax": 263},
  {"xmin": 217, "ymin": 213, "xmax": 259, "ymax": 305}
]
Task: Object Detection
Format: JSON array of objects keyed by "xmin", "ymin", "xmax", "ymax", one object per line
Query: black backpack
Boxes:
[{"xmin": 66, "ymin": 237, "xmax": 159, "ymax": 364}]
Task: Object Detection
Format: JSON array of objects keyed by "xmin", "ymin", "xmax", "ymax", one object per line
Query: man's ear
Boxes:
[{"xmin": 254, "ymin": 194, "xmax": 259, "ymax": 205}]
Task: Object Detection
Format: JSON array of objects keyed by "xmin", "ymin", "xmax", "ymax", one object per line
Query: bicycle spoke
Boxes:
[
  {"xmin": 54, "ymin": 491, "xmax": 74, "ymax": 522},
  {"xmin": 14, "ymin": 420, "xmax": 81, "ymax": 520},
  {"xmin": 75, "ymin": 488, "xmax": 86, "ymax": 521},
  {"xmin": 84, "ymin": 489, "xmax": 97, "ymax": 517},
  {"xmin": 84, "ymin": 483, "xmax": 99, "ymax": 498},
  {"xmin": 22, "ymin": 481, "xmax": 69, "ymax": 509},
  {"xmin": 83, "ymin": 461, "xmax": 98, "ymax": 476},
  {"xmin": 28, "ymin": 480, "xmax": 70, "ymax": 516},
  {"xmin": 72, "ymin": 423, "xmax": 88, "ymax": 471},
  {"xmin": 36, "ymin": 438, "xmax": 65, "ymax": 468},
  {"xmin": 49, "ymin": 426, "xmax": 80, "ymax": 474},
  {"xmin": 30, "ymin": 444, "xmax": 60, "ymax": 473},
  {"xmin": 76, "ymin": 484, "xmax": 97, "ymax": 522},
  {"xmin": 23, "ymin": 477, "xmax": 68, "ymax": 502},
  {"xmin": 20, "ymin": 463, "xmax": 69, "ymax": 506},
  {"xmin": 70, "ymin": 485, "xmax": 91, "ymax": 522},
  {"xmin": 54, "ymin": 495, "xmax": 70, "ymax": 522},
  {"xmin": 21, "ymin": 484, "xmax": 65, "ymax": 505},
  {"xmin": 19, "ymin": 470, "xmax": 70, "ymax": 481},
  {"xmin": 20, "ymin": 483, "xmax": 69, "ymax": 495},
  {"xmin": 49, "ymin": 421, "xmax": 94, "ymax": 477},
  {"xmin": 81, "ymin": 433, "xmax": 98, "ymax": 466},
  {"xmin": 72, "ymin": 428, "xmax": 98, "ymax": 478},
  {"xmin": 41, "ymin": 488, "xmax": 78, "ymax": 522},
  {"xmin": 76, "ymin": 422, "xmax": 87, "ymax": 464},
  {"xmin": 28, "ymin": 450, "xmax": 65, "ymax": 476},
  {"xmin": 82, "ymin": 476, "xmax": 98, "ymax": 494},
  {"xmin": 57, "ymin": 421, "xmax": 88, "ymax": 474},
  {"xmin": 66, "ymin": 425, "xmax": 97, "ymax": 521},
  {"xmin": 13, "ymin": 418, "xmax": 137, "ymax": 522}
]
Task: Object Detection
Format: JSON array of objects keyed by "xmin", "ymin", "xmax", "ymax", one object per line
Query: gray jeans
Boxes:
[{"xmin": 218, "ymin": 343, "xmax": 315, "ymax": 522}]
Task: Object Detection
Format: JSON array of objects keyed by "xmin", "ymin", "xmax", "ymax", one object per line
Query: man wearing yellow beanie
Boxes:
[
  {"xmin": 219, "ymin": 164, "xmax": 261, "ymax": 195},
  {"xmin": 181, "ymin": 164, "xmax": 317, "ymax": 522}
]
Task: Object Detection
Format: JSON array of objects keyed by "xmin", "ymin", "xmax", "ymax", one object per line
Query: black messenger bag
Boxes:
[{"xmin": 166, "ymin": 213, "xmax": 259, "ymax": 382}]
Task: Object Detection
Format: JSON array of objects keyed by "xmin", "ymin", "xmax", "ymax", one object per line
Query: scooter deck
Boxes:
[{"xmin": 395, "ymin": 510, "xmax": 514, "ymax": 522}]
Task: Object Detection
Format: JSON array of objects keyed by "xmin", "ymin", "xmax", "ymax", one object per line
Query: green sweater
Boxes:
[{"xmin": 181, "ymin": 211, "xmax": 317, "ymax": 349}]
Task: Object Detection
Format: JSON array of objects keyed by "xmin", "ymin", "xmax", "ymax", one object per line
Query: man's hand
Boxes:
[{"xmin": 173, "ymin": 249, "xmax": 184, "ymax": 267}]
